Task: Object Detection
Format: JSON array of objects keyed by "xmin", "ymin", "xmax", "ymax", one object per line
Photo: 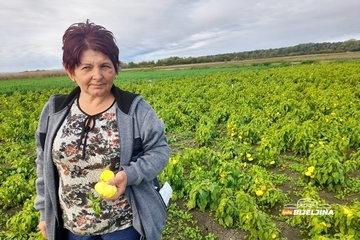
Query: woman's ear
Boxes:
[{"xmin": 64, "ymin": 65, "xmax": 75, "ymax": 82}]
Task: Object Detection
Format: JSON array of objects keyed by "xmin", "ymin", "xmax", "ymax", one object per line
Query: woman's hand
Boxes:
[
  {"xmin": 38, "ymin": 221, "xmax": 47, "ymax": 239},
  {"xmin": 106, "ymin": 170, "xmax": 128, "ymax": 201}
]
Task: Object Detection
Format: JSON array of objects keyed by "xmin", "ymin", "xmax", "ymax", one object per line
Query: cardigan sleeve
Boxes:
[
  {"xmin": 34, "ymin": 101, "xmax": 51, "ymax": 220},
  {"xmin": 122, "ymin": 99, "xmax": 170, "ymax": 186}
]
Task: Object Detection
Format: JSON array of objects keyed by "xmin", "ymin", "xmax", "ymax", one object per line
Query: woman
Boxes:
[{"xmin": 34, "ymin": 20, "xmax": 170, "ymax": 240}]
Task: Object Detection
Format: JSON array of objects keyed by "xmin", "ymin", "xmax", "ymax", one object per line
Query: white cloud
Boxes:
[{"xmin": 0, "ymin": 0, "xmax": 359, "ymax": 72}]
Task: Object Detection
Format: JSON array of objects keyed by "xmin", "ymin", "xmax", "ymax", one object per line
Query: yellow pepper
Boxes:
[
  {"xmin": 255, "ymin": 190, "xmax": 264, "ymax": 197},
  {"xmin": 94, "ymin": 170, "xmax": 117, "ymax": 198},
  {"xmin": 100, "ymin": 169, "xmax": 115, "ymax": 182}
]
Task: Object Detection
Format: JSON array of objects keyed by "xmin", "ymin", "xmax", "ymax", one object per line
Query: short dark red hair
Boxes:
[{"xmin": 62, "ymin": 19, "xmax": 119, "ymax": 74}]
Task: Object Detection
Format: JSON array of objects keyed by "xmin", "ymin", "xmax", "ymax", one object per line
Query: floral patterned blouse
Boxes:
[{"xmin": 52, "ymin": 98, "xmax": 133, "ymax": 235}]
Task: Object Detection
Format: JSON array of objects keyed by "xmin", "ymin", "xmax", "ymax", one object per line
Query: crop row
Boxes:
[{"xmin": 0, "ymin": 62, "xmax": 360, "ymax": 239}]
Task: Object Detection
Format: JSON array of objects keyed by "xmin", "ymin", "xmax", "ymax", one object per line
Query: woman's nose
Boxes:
[{"xmin": 92, "ymin": 67, "xmax": 102, "ymax": 80}]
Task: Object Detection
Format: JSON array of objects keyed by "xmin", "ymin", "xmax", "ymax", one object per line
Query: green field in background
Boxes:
[{"xmin": 0, "ymin": 64, "xmax": 275, "ymax": 95}]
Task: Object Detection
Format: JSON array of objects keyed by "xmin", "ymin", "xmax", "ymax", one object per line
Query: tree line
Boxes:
[{"xmin": 121, "ymin": 39, "xmax": 360, "ymax": 69}]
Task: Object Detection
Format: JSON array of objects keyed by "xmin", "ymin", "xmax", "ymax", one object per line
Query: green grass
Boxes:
[
  {"xmin": 0, "ymin": 76, "xmax": 72, "ymax": 95},
  {"xmin": 0, "ymin": 65, "xmax": 274, "ymax": 95}
]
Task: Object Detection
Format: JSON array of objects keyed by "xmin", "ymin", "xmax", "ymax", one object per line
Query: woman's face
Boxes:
[{"xmin": 66, "ymin": 49, "xmax": 116, "ymax": 99}]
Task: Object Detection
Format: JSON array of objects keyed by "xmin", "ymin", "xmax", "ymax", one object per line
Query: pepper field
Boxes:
[{"xmin": 0, "ymin": 60, "xmax": 360, "ymax": 239}]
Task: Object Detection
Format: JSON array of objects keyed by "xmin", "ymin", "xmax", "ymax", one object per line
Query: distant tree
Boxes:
[{"xmin": 123, "ymin": 39, "xmax": 360, "ymax": 68}]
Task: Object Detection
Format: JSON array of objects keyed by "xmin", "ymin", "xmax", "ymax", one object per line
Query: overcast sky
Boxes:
[{"xmin": 0, "ymin": 0, "xmax": 359, "ymax": 73}]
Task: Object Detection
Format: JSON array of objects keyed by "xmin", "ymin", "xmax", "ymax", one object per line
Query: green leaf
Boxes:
[
  {"xmin": 186, "ymin": 199, "xmax": 196, "ymax": 210},
  {"xmin": 225, "ymin": 215, "xmax": 233, "ymax": 227},
  {"xmin": 332, "ymin": 172, "xmax": 339, "ymax": 184}
]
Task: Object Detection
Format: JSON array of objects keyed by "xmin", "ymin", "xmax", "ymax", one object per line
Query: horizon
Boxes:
[{"xmin": 1, "ymin": 39, "xmax": 359, "ymax": 74}]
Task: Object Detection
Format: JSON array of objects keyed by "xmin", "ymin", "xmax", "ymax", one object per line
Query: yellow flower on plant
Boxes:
[
  {"xmin": 270, "ymin": 160, "xmax": 275, "ymax": 165},
  {"xmin": 305, "ymin": 171, "xmax": 312, "ymax": 176},
  {"xmin": 308, "ymin": 166, "xmax": 315, "ymax": 173},
  {"xmin": 271, "ymin": 233, "xmax": 277, "ymax": 239}
]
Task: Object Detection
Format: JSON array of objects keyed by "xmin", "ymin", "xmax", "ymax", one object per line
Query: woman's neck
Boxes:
[{"xmin": 77, "ymin": 92, "xmax": 115, "ymax": 115}]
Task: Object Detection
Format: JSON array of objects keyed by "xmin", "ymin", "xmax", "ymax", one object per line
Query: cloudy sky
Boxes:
[{"xmin": 0, "ymin": 0, "xmax": 359, "ymax": 73}]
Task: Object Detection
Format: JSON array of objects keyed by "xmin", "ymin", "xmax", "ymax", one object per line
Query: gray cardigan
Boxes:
[{"xmin": 34, "ymin": 86, "xmax": 170, "ymax": 240}]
